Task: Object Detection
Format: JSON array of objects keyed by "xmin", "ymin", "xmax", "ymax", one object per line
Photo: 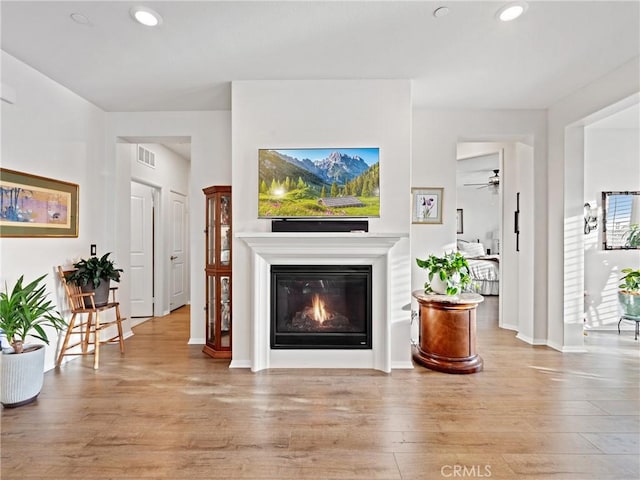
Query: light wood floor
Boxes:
[{"xmin": 2, "ymin": 299, "xmax": 639, "ymax": 479}]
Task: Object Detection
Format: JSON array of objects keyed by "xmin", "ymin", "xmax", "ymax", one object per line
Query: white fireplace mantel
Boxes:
[{"xmin": 236, "ymin": 232, "xmax": 407, "ymax": 372}]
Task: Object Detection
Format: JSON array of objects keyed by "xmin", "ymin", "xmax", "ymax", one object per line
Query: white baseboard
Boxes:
[
  {"xmin": 501, "ymin": 322, "xmax": 519, "ymax": 332},
  {"xmin": 586, "ymin": 326, "xmax": 630, "ymax": 332},
  {"xmin": 188, "ymin": 337, "xmax": 205, "ymax": 345},
  {"xmin": 546, "ymin": 340, "xmax": 587, "ymax": 353},
  {"xmin": 129, "ymin": 317, "xmax": 151, "ymax": 328},
  {"xmin": 516, "ymin": 333, "xmax": 547, "ymax": 346},
  {"xmin": 391, "ymin": 361, "xmax": 414, "ymax": 370},
  {"xmin": 229, "ymin": 359, "xmax": 251, "ymax": 369}
]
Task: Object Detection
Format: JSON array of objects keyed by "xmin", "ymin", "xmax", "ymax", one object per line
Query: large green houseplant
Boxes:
[
  {"xmin": 416, "ymin": 251, "xmax": 471, "ymax": 296},
  {"xmin": 66, "ymin": 253, "xmax": 123, "ymax": 307},
  {"xmin": 0, "ymin": 274, "xmax": 66, "ymax": 407}
]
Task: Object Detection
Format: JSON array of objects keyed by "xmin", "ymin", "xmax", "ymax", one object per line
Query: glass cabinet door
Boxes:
[
  {"xmin": 207, "ymin": 195, "xmax": 216, "ymax": 266},
  {"xmin": 206, "ymin": 274, "xmax": 216, "ymax": 345},
  {"xmin": 219, "ymin": 194, "xmax": 231, "ymax": 267},
  {"xmin": 220, "ymin": 274, "xmax": 231, "ymax": 348}
]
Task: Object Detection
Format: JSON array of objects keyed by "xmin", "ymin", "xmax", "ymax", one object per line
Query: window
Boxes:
[{"xmin": 602, "ymin": 191, "xmax": 640, "ymax": 249}]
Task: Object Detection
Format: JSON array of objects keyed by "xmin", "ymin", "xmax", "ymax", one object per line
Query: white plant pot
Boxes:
[
  {"xmin": 429, "ymin": 273, "xmax": 460, "ymax": 295},
  {"xmin": 429, "ymin": 276, "xmax": 448, "ymax": 295},
  {"xmin": 1, "ymin": 344, "xmax": 45, "ymax": 408}
]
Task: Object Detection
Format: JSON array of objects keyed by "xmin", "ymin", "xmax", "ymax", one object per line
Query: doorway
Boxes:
[
  {"xmin": 456, "ymin": 141, "xmax": 535, "ymax": 340},
  {"xmin": 582, "ymin": 103, "xmax": 640, "ymax": 335},
  {"xmin": 121, "ymin": 137, "xmax": 191, "ymax": 320},
  {"xmin": 456, "ymin": 147, "xmax": 503, "ymax": 326}
]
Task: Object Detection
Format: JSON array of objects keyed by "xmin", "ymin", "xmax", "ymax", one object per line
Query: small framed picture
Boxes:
[
  {"xmin": 456, "ymin": 209, "xmax": 464, "ymax": 234},
  {"xmin": 412, "ymin": 187, "xmax": 443, "ymax": 224}
]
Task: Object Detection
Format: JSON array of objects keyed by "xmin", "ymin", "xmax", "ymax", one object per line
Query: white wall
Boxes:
[
  {"xmin": 456, "ymin": 188, "xmax": 499, "ymax": 248},
  {"xmin": 547, "ymin": 55, "xmax": 640, "ymax": 351},
  {"xmin": 231, "ymin": 80, "xmax": 412, "ymax": 368},
  {"xmin": 105, "ymin": 111, "xmax": 231, "ymax": 345},
  {"xmin": 584, "ymin": 128, "xmax": 640, "ymax": 330},
  {"xmin": 411, "ymin": 111, "xmax": 545, "ymax": 342},
  {"xmin": 129, "ymin": 142, "xmax": 191, "ymax": 317},
  {"xmin": 0, "ymin": 52, "xmax": 107, "ymax": 371}
]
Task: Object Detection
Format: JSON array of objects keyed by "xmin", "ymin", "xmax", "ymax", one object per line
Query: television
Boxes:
[{"xmin": 258, "ymin": 148, "xmax": 380, "ymax": 218}]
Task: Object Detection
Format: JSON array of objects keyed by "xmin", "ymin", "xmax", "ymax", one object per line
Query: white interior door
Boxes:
[
  {"xmin": 170, "ymin": 191, "xmax": 188, "ymax": 311},
  {"xmin": 130, "ymin": 181, "xmax": 154, "ymax": 317}
]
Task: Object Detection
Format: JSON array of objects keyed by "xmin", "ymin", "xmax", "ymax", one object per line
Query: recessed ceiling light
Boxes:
[
  {"xmin": 130, "ymin": 6, "xmax": 163, "ymax": 27},
  {"xmin": 433, "ymin": 6, "xmax": 450, "ymax": 18},
  {"xmin": 496, "ymin": 1, "xmax": 528, "ymax": 22},
  {"xmin": 69, "ymin": 12, "xmax": 91, "ymax": 25}
]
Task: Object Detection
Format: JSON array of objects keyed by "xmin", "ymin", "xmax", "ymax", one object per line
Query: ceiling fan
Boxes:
[{"xmin": 464, "ymin": 169, "xmax": 500, "ymax": 190}]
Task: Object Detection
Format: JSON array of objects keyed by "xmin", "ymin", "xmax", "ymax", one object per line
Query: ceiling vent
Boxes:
[{"xmin": 137, "ymin": 145, "xmax": 156, "ymax": 168}]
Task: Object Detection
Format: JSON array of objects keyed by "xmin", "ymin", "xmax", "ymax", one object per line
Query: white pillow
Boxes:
[
  {"xmin": 459, "ymin": 241, "xmax": 485, "ymax": 257},
  {"xmin": 456, "ymin": 240, "xmax": 469, "ymax": 251}
]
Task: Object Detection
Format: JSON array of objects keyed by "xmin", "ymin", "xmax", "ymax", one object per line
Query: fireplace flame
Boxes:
[{"xmin": 312, "ymin": 294, "xmax": 328, "ymax": 324}]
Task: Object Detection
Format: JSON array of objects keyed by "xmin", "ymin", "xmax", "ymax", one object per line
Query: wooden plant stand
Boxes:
[{"xmin": 412, "ymin": 291, "xmax": 484, "ymax": 374}]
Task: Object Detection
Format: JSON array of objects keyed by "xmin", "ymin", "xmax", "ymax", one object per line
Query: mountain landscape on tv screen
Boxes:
[{"xmin": 258, "ymin": 148, "xmax": 380, "ymax": 218}]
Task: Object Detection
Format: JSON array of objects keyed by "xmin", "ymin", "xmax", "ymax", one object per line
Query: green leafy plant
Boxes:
[
  {"xmin": 66, "ymin": 253, "xmax": 123, "ymax": 288},
  {"xmin": 623, "ymin": 224, "xmax": 640, "ymax": 248},
  {"xmin": 0, "ymin": 274, "xmax": 66, "ymax": 354},
  {"xmin": 619, "ymin": 268, "xmax": 640, "ymax": 294},
  {"xmin": 416, "ymin": 251, "xmax": 471, "ymax": 295}
]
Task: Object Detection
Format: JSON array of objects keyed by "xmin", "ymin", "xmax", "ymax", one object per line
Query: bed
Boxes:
[{"xmin": 457, "ymin": 240, "xmax": 500, "ymax": 296}]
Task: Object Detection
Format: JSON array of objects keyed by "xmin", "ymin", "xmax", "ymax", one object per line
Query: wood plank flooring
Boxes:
[{"xmin": 2, "ymin": 298, "xmax": 639, "ymax": 479}]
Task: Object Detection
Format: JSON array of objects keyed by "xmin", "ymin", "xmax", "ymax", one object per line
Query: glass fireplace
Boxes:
[{"xmin": 270, "ymin": 265, "xmax": 372, "ymax": 349}]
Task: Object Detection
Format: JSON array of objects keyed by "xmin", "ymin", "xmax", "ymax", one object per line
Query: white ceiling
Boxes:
[{"xmin": 2, "ymin": 1, "xmax": 639, "ymax": 113}]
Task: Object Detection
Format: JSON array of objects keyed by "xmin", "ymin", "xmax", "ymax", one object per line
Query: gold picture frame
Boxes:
[
  {"xmin": 412, "ymin": 187, "xmax": 443, "ymax": 224},
  {"xmin": 0, "ymin": 168, "xmax": 79, "ymax": 237}
]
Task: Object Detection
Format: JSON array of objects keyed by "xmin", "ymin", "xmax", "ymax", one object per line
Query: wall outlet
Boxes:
[{"xmin": 90, "ymin": 244, "xmax": 96, "ymax": 256}]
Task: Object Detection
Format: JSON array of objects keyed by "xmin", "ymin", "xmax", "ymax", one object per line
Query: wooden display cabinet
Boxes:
[{"xmin": 203, "ymin": 185, "xmax": 232, "ymax": 359}]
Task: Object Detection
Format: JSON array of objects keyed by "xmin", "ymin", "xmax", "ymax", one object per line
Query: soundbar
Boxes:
[{"xmin": 271, "ymin": 219, "xmax": 369, "ymax": 233}]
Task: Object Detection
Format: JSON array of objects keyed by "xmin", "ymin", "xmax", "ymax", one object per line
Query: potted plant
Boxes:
[
  {"xmin": 623, "ymin": 224, "xmax": 640, "ymax": 248},
  {"xmin": 65, "ymin": 253, "xmax": 123, "ymax": 307},
  {"xmin": 0, "ymin": 274, "xmax": 66, "ymax": 408},
  {"xmin": 618, "ymin": 267, "xmax": 640, "ymax": 317},
  {"xmin": 416, "ymin": 251, "xmax": 471, "ymax": 295}
]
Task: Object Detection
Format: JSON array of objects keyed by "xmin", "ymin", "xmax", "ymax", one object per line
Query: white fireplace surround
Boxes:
[{"xmin": 236, "ymin": 232, "xmax": 406, "ymax": 372}]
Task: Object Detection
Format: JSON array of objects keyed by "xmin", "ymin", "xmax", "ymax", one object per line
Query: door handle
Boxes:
[{"xmin": 170, "ymin": 255, "xmax": 178, "ymax": 260}]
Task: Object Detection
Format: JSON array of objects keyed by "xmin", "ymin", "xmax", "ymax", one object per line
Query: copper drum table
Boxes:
[{"xmin": 412, "ymin": 291, "xmax": 484, "ymax": 374}]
